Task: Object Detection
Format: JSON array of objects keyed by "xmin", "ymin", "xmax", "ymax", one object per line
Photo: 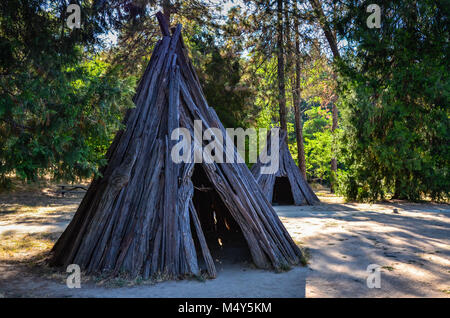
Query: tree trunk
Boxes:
[
  {"xmin": 162, "ymin": 0, "xmax": 172, "ymax": 23},
  {"xmin": 277, "ymin": 0, "xmax": 287, "ymax": 137},
  {"xmin": 309, "ymin": 0, "xmax": 339, "ymax": 192},
  {"xmin": 49, "ymin": 16, "xmax": 304, "ymax": 279},
  {"xmin": 309, "ymin": 0, "xmax": 340, "ymax": 59},
  {"xmin": 293, "ymin": 102, "xmax": 306, "ymax": 179},
  {"xmin": 292, "ymin": 5, "xmax": 307, "ymax": 179},
  {"xmin": 330, "ymin": 102, "xmax": 338, "ymax": 192}
]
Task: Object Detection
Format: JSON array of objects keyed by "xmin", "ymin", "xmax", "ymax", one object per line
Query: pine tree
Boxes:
[{"xmin": 335, "ymin": 0, "xmax": 449, "ymax": 201}]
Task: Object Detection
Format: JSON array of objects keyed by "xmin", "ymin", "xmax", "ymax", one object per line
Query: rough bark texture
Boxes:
[
  {"xmin": 251, "ymin": 130, "xmax": 319, "ymax": 206},
  {"xmin": 309, "ymin": 0, "xmax": 340, "ymax": 59},
  {"xmin": 49, "ymin": 14, "xmax": 302, "ymax": 279}
]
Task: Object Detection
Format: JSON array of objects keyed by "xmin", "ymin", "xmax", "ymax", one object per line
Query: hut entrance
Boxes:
[
  {"xmin": 191, "ymin": 164, "xmax": 251, "ymax": 266},
  {"xmin": 272, "ymin": 177, "xmax": 294, "ymax": 205}
]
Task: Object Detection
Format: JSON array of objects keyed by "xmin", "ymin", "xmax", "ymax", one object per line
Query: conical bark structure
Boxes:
[
  {"xmin": 49, "ymin": 14, "xmax": 302, "ymax": 279},
  {"xmin": 251, "ymin": 130, "xmax": 319, "ymax": 206}
]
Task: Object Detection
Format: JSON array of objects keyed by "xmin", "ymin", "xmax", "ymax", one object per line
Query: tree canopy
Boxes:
[{"xmin": 0, "ymin": 0, "xmax": 448, "ymax": 202}]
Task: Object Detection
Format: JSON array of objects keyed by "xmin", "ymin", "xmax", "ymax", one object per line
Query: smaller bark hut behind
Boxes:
[{"xmin": 251, "ymin": 130, "xmax": 319, "ymax": 205}]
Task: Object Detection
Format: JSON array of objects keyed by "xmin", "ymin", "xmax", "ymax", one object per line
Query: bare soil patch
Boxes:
[{"xmin": 0, "ymin": 187, "xmax": 448, "ymax": 297}]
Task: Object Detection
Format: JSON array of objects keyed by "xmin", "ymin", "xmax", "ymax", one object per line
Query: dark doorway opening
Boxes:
[
  {"xmin": 272, "ymin": 177, "xmax": 294, "ymax": 205},
  {"xmin": 191, "ymin": 164, "xmax": 252, "ymax": 267}
]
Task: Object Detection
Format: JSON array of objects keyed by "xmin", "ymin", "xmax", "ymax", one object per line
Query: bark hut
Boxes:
[
  {"xmin": 49, "ymin": 13, "xmax": 302, "ymax": 279},
  {"xmin": 251, "ymin": 130, "xmax": 319, "ymax": 206}
]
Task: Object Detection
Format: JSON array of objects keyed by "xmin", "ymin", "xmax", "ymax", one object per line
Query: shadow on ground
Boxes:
[
  {"xmin": 0, "ymin": 190, "xmax": 448, "ymax": 297},
  {"xmin": 277, "ymin": 200, "xmax": 450, "ymax": 297}
]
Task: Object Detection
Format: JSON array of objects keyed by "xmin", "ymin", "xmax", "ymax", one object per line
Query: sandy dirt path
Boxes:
[
  {"xmin": 0, "ymin": 191, "xmax": 448, "ymax": 297},
  {"xmin": 278, "ymin": 198, "xmax": 450, "ymax": 297}
]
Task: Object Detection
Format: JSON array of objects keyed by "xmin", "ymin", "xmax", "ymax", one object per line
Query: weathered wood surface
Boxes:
[
  {"xmin": 251, "ymin": 130, "xmax": 320, "ymax": 206},
  {"xmin": 49, "ymin": 12, "xmax": 303, "ymax": 279}
]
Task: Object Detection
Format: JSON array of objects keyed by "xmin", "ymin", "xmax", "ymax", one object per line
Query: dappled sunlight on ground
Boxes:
[
  {"xmin": 0, "ymin": 189, "xmax": 79, "ymax": 262},
  {"xmin": 0, "ymin": 188, "xmax": 448, "ymax": 297},
  {"xmin": 278, "ymin": 195, "xmax": 450, "ymax": 297}
]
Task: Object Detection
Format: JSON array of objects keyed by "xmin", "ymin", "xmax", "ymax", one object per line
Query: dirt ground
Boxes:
[{"xmin": 0, "ymin": 187, "xmax": 449, "ymax": 298}]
